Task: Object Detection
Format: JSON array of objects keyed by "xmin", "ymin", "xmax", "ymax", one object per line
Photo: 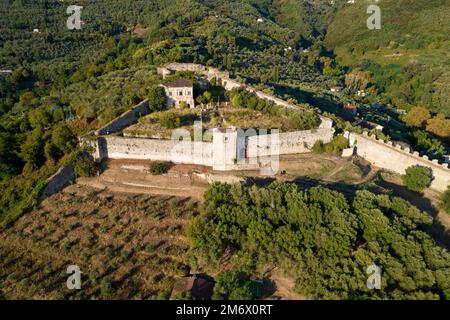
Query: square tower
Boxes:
[{"xmin": 212, "ymin": 128, "xmax": 238, "ymax": 171}]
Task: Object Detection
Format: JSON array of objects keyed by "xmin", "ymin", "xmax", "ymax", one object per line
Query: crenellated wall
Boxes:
[{"xmin": 347, "ymin": 131, "xmax": 450, "ymax": 191}]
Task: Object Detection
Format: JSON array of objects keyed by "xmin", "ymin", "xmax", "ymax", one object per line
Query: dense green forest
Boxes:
[
  {"xmin": 325, "ymin": 0, "xmax": 450, "ymax": 114},
  {"xmin": 188, "ymin": 182, "xmax": 450, "ymax": 299}
]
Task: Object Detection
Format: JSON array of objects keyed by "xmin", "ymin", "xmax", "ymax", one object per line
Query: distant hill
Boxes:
[
  {"xmin": 266, "ymin": 0, "xmax": 336, "ymax": 44},
  {"xmin": 325, "ymin": 0, "xmax": 450, "ymax": 114}
]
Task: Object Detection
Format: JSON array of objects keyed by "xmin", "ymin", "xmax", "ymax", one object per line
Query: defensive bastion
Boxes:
[
  {"xmin": 83, "ymin": 63, "xmax": 335, "ymax": 172},
  {"xmin": 346, "ymin": 131, "xmax": 450, "ymax": 192}
]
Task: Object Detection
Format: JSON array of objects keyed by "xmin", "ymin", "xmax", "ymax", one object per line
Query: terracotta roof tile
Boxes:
[{"xmin": 163, "ymin": 78, "xmax": 192, "ymax": 88}]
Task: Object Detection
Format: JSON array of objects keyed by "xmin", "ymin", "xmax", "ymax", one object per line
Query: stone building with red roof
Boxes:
[{"xmin": 161, "ymin": 78, "xmax": 195, "ymax": 109}]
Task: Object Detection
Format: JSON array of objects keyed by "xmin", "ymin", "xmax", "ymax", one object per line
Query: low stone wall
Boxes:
[
  {"xmin": 40, "ymin": 165, "xmax": 75, "ymax": 200},
  {"xmin": 95, "ymin": 99, "xmax": 150, "ymax": 136},
  {"xmin": 90, "ymin": 63, "xmax": 336, "ymax": 173},
  {"xmin": 164, "ymin": 63, "xmax": 206, "ymax": 74},
  {"xmin": 96, "ymin": 136, "xmax": 213, "ymax": 166},
  {"xmin": 347, "ymin": 131, "xmax": 450, "ymax": 191},
  {"xmin": 193, "ymin": 172, "xmax": 246, "ymax": 184},
  {"xmin": 247, "ymin": 128, "xmax": 334, "ymax": 158},
  {"xmin": 221, "ymin": 78, "xmax": 242, "ymax": 91}
]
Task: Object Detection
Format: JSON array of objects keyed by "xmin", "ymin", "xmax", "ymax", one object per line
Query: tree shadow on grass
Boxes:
[
  {"xmin": 272, "ymin": 83, "xmax": 342, "ymax": 114},
  {"xmin": 115, "ymin": 266, "xmax": 140, "ymax": 288},
  {"xmin": 376, "ymin": 177, "xmax": 450, "ymax": 249},
  {"xmin": 262, "ymin": 278, "xmax": 277, "ymax": 298}
]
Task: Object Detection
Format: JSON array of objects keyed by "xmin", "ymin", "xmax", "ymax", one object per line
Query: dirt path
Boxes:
[
  {"xmin": 78, "ymin": 178, "xmax": 207, "ymax": 200},
  {"xmin": 265, "ymin": 269, "xmax": 306, "ymax": 300},
  {"xmin": 78, "ymin": 160, "xmax": 210, "ymax": 200}
]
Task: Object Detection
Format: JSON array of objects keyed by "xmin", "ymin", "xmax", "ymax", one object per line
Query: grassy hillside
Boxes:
[
  {"xmin": 270, "ymin": 0, "xmax": 336, "ymax": 41},
  {"xmin": 325, "ymin": 0, "xmax": 450, "ymax": 114}
]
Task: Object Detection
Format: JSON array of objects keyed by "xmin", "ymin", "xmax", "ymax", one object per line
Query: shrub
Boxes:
[
  {"xmin": 159, "ymin": 113, "xmax": 181, "ymax": 129},
  {"xmin": 172, "ymin": 291, "xmax": 191, "ymax": 300},
  {"xmin": 401, "ymin": 107, "xmax": 431, "ymax": 129},
  {"xmin": 312, "ymin": 135, "xmax": 349, "ymax": 154},
  {"xmin": 212, "ymin": 271, "xmax": 253, "ymax": 300},
  {"xmin": 74, "ymin": 156, "xmax": 96, "ymax": 177},
  {"xmin": 100, "ymin": 278, "xmax": 113, "ymax": 299},
  {"xmin": 51, "ymin": 124, "xmax": 77, "ymax": 153},
  {"xmin": 68, "ymin": 151, "xmax": 96, "ymax": 177},
  {"xmin": 89, "ymin": 271, "xmax": 100, "ymax": 285},
  {"xmin": 287, "ymin": 112, "xmax": 317, "ymax": 130},
  {"xmin": 62, "ymin": 241, "xmax": 72, "ymax": 252},
  {"xmin": 148, "ymin": 86, "xmax": 167, "ymax": 112},
  {"xmin": 440, "ymin": 186, "xmax": 450, "ymax": 215},
  {"xmin": 402, "ymin": 165, "xmax": 432, "ymax": 192},
  {"xmin": 44, "ymin": 142, "xmax": 60, "ymax": 161},
  {"xmin": 149, "ymin": 162, "xmax": 168, "ymax": 175},
  {"xmin": 105, "ymin": 246, "xmax": 114, "ymax": 257},
  {"xmin": 179, "ymin": 101, "xmax": 188, "ymax": 109},
  {"xmin": 120, "ymin": 250, "xmax": 132, "ymax": 260},
  {"xmin": 32, "ymin": 180, "xmax": 48, "ymax": 198}
]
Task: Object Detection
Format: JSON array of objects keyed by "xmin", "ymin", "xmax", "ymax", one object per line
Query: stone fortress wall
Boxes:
[
  {"xmin": 90, "ymin": 127, "xmax": 334, "ymax": 172},
  {"xmin": 96, "ymin": 99, "xmax": 150, "ymax": 136},
  {"xmin": 40, "ymin": 165, "xmax": 76, "ymax": 200},
  {"xmin": 94, "ymin": 136, "xmax": 214, "ymax": 166},
  {"xmin": 86, "ymin": 63, "xmax": 335, "ymax": 172},
  {"xmin": 247, "ymin": 129, "xmax": 334, "ymax": 158},
  {"xmin": 346, "ymin": 131, "xmax": 450, "ymax": 191}
]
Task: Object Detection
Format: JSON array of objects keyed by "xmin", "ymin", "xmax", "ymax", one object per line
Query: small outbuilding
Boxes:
[{"xmin": 171, "ymin": 275, "xmax": 214, "ymax": 300}]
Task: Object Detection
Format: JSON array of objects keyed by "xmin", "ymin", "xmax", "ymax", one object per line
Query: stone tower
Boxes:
[{"xmin": 212, "ymin": 128, "xmax": 238, "ymax": 171}]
